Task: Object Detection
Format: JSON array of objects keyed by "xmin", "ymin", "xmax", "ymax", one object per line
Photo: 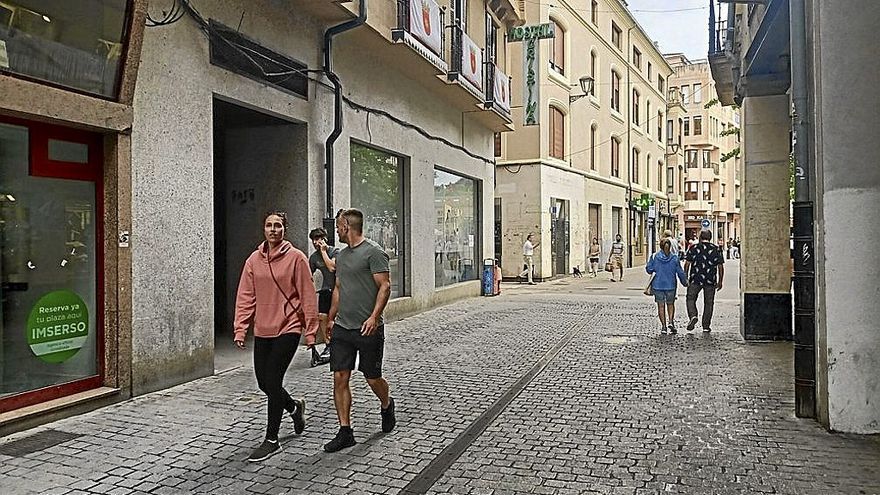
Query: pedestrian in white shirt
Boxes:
[{"xmin": 518, "ymin": 234, "xmax": 540, "ymax": 285}]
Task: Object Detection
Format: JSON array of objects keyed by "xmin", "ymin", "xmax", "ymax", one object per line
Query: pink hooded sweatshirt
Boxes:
[{"xmin": 234, "ymin": 240, "xmax": 319, "ymax": 345}]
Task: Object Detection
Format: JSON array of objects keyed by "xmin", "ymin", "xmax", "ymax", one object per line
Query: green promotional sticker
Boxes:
[{"xmin": 26, "ymin": 290, "xmax": 89, "ymax": 363}]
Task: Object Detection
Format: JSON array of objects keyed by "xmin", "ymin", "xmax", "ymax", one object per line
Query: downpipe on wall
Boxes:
[
  {"xmin": 322, "ymin": 0, "xmax": 367, "ymax": 242},
  {"xmin": 789, "ymin": 0, "xmax": 816, "ymax": 419}
]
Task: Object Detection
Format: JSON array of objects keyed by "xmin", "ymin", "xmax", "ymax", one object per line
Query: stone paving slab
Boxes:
[{"xmin": 1, "ymin": 285, "xmax": 879, "ymax": 495}]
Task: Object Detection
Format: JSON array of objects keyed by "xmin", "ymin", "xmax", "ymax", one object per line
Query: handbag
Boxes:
[
  {"xmin": 644, "ymin": 273, "xmax": 656, "ymax": 296},
  {"xmin": 604, "ymin": 262, "xmax": 614, "ymax": 272}
]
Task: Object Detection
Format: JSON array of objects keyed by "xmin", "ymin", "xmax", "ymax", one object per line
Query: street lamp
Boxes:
[{"xmin": 569, "ymin": 75, "xmax": 595, "ymax": 103}]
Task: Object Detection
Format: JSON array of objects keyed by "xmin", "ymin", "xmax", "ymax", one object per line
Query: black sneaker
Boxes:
[
  {"xmin": 247, "ymin": 439, "xmax": 280, "ymax": 462},
  {"xmin": 660, "ymin": 326, "xmax": 668, "ymax": 335},
  {"xmin": 290, "ymin": 398, "xmax": 305, "ymax": 435},
  {"xmin": 686, "ymin": 316, "xmax": 699, "ymax": 331},
  {"xmin": 381, "ymin": 398, "xmax": 396, "ymax": 433},
  {"xmin": 668, "ymin": 324, "xmax": 677, "ymax": 335},
  {"xmin": 702, "ymin": 327, "xmax": 712, "ymax": 333},
  {"xmin": 324, "ymin": 427, "xmax": 356, "ymax": 453}
]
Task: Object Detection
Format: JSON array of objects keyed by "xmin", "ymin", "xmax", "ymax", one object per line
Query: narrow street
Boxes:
[{"xmin": 1, "ymin": 262, "xmax": 878, "ymax": 495}]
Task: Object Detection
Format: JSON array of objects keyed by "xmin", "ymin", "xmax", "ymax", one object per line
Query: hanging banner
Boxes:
[
  {"xmin": 493, "ymin": 65, "xmax": 511, "ymax": 113},
  {"xmin": 460, "ymin": 31, "xmax": 483, "ymax": 90},
  {"xmin": 523, "ymin": 38, "xmax": 539, "ymax": 126},
  {"xmin": 409, "ymin": 0, "xmax": 442, "ymax": 55}
]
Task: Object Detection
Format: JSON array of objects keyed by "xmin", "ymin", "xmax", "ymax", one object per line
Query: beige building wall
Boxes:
[
  {"xmin": 497, "ymin": 0, "xmax": 672, "ymax": 277},
  {"xmin": 667, "ymin": 55, "xmax": 742, "ymax": 248}
]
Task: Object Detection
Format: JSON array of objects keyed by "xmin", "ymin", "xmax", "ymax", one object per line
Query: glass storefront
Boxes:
[
  {"xmin": 434, "ymin": 169, "xmax": 478, "ymax": 287},
  {"xmin": 350, "ymin": 142, "xmax": 406, "ymax": 298},
  {"xmin": 0, "ymin": 1, "xmax": 130, "ymax": 98},
  {"xmin": 0, "ymin": 118, "xmax": 102, "ymax": 411}
]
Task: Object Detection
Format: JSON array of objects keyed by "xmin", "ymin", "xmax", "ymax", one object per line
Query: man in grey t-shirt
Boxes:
[{"xmin": 325, "ymin": 208, "xmax": 395, "ymax": 453}]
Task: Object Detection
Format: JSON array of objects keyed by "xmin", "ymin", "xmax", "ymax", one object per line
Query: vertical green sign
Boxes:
[
  {"xmin": 524, "ymin": 38, "xmax": 539, "ymax": 126},
  {"xmin": 27, "ymin": 290, "xmax": 89, "ymax": 364}
]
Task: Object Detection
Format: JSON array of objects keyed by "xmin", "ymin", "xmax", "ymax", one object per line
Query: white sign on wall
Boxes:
[
  {"xmin": 460, "ymin": 31, "xmax": 483, "ymax": 90},
  {"xmin": 493, "ymin": 65, "xmax": 511, "ymax": 113},
  {"xmin": 409, "ymin": 0, "xmax": 442, "ymax": 55}
]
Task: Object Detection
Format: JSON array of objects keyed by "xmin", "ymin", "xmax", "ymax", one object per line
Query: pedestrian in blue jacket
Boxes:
[{"xmin": 646, "ymin": 238, "xmax": 688, "ymax": 334}]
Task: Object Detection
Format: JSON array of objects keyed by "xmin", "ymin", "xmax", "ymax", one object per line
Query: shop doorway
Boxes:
[
  {"xmin": 0, "ymin": 117, "xmax": 104, "ymax": 412},
  {"xmin": 212, "ymin": 98, "xmax": 307, "ymax": 372},
  {"xmin": 550, "ymin": 198, "xmax": 570, "ymax": 277}
]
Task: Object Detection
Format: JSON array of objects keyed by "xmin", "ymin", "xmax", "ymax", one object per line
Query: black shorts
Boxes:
[
  {"xmin": 317, "ymin": 290, "xmax": 332, "ymax": 314},
  {"xmin": 329, "ymin": 325, "xmax": 384, "ymax": 379}
]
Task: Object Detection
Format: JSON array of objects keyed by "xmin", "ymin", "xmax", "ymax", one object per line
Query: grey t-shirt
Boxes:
[
  {"xmin": 335, "ymin": 239, "xmax": 390, "ymax": 330},
  {"xmin": 309, "ymin": 246, "xmax": 340, "ymax": 292}
]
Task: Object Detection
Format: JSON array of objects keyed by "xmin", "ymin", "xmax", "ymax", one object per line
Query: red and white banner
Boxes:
[
  {"xmin": 493, "ymin": 66, "xmax": 510, "ymax": 113},
  {"xmin": 460, "ymin": 31, "xmax": 483, "ymax": 90},
  {"xmin": 409, "ymin": 0, "xmax": 442, "ymax": 55}
]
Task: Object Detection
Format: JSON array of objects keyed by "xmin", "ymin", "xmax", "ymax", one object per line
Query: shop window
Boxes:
[
  {"xmin": 0, "ymin": 1, "xmax": 130, "ymax": 98},
  {"xmin": 434, "ymin": 169, "xmax": 480, "ymax": 288},
  {"xmin": 350, "ymin": 142, "xmax": 407, "ymax": 298},
  {"xmin": 0, "ymin": 117, "xmax": 103, "ymax": 411}
]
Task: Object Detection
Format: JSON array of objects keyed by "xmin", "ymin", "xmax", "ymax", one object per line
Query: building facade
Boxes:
[
  {"xmin": 709, "ymin": 0, "xmax": 879, "ymax": 433},
  {"xmin": 495, "ymin": 0, "xmax": 675, "ymax": 280},
  {"xmin": 0, "ymin": 0, "xmax": 146, "ymax": 429},
  {"xmin": 666, "ymin": 54, "xmax": 741, "ymax": 248},
  {"xmin": 1, "ymin": 0, "xmax": 521, "ymax": 430}
]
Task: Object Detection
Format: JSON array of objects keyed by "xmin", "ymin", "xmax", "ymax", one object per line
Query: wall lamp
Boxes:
[{"xmin": 569, "ymin": 76, "xmax": 595, "ymax": 103}]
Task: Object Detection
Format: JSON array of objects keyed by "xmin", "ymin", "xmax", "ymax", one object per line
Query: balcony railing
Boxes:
[
  {"xmin": 392, "ymin": 0, "xmax": 448, "ymax": 72},
  {"xmin": 484, "ymin": 60, "xmax": 512, "ymax": 120},
  {"xmin": 447, "ymin": 25, "xmax": 484, "ymax": 100},
  {"xmin": 703, "ymin": 161, "xmax": 720, "ymax": 174}
]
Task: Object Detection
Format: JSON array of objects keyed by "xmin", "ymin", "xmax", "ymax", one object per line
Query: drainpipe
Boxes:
[
  {"xmin": 322, "ymin": 0, "xmax": 367, "ymax": 240},
  {"xmin": 789, "ymin": 0, "xmax": 816, "ymax": 419}
]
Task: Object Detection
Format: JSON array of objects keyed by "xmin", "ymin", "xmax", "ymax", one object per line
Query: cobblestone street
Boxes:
[{"xmin": 2, "ymin": 263, "xmax": 879, "ymax": 494}]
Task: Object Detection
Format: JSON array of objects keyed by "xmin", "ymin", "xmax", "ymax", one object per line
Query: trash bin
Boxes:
[{"xmin": 481, "ymin": 258, "xmax": 495, "ymax": 296}]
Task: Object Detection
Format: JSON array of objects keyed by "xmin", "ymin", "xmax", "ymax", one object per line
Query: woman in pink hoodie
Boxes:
[{"xmin": 234, "ymin": 211, "xmax": 319, "ymax": 462}]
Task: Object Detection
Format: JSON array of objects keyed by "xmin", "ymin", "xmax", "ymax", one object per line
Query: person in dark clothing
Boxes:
[
  {"xmin": 309, "ymin": 227, "xmax": 339, "ymax": 362},
  {"xmin": 684, "ymin": 230, "xmax": 725, "ymax": 332}
]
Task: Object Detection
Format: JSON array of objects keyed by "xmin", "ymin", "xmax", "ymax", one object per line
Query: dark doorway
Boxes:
[
  {"xmin": 212, "ymin": 98, "xmax": 307, "ymax": 372},
  {"xmin": 550, "ymin": 198, "xmax": 570, "ymax": 277},
  {"xmin": 494, "ymin": 198, "xmax": 502, "ymax": 264}
]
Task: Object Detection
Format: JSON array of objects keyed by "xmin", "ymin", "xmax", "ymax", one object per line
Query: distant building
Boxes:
[{"xmin": 666, "ymin": 54, "xmax": 741, "ymax": 246}]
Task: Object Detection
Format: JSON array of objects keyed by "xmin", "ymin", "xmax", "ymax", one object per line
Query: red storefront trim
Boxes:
[{"xmin": 0, "ymin": 116, "xmax": 106, "ymax": 414}]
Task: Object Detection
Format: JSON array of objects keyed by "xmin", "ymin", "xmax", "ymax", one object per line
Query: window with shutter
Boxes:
[
  {"xmin": 550, "ymin": 107, "xmax": 565, "ymax": 159},
  {"xmin": 550, "ymin": 21, "xmax": 565, "ymax": 75}
]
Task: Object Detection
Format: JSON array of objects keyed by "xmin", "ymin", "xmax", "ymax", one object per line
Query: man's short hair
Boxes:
[
  {"xmin": 700, "ymin": 230, "xmax": 713, "ymax": 241},
  {"xmin": 338, "ymin": 208, "xmax": 364, "ymax": 234},
  {"xmin": 309, "ymin": 227, "xmax": 327, "ymax": 240}
]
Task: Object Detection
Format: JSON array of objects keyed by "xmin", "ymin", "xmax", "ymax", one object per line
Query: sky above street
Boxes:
[{"xmin": 625, "ymin": 0, "xmax": 712, "ymax": 61}]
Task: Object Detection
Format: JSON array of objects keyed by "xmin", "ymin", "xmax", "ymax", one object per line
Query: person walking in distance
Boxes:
[
  {"xmin": 324, "ymin": 208, "xmax": 396, "ymax": 453},
  {"xmin": 609, "ymin": 234, "xmax": 626, "ymax": 282},
  {"xmin": 684, "ymin": 230, "xmax": 725, "ymax": 332},
  {"xmin": 588, "ymin": 238, "xmax": 601, "ymax": 278},
  {"xmin": 646, "ymin": 238, "xmax": 688, "ymax": 334},
  {"xmin": 308, "ymin": 227, "xmax": 339, "ymax": 363},
  {"xmin": 234, "ymin": 211, "xmax": 319, "ymax": 462},
  {"xmin": 518, "ymin": 233, "xmax": 539, "ymax": 285}
]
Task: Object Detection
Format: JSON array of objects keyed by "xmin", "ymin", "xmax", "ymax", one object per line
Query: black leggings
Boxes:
[{"xmin": 253, "ymin": 333, "xmax": 299, "ymax": 440}]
